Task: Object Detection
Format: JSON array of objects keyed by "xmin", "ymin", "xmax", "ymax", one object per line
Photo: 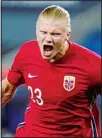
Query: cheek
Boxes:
[
  {"xmin": 54, "ymin": 38, "xmax": 65, "ymax": 50},
  {"xmin": 54, "ymin": 35, "xmax": 65, "ymax": 42},
  {"xmin": 37, "ymin": 35, "xmax": 43, "ymax": 44},
  {"xmin": 54, "ymin": 43, "xmax": 62, "ymax": 52},
  {"xmin": 54, "ymin": 38, "xmax": 64, "ymax": 46},
  {"xmin": 39, "ymin": 35, "xmax": 45, "ymax": 42},
  {"xmin": 37, "ymin": 31, "xmax": 43, "ymax": 40}
]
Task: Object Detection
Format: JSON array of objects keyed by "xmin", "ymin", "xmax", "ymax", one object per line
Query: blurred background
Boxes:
[{"xmin": 1, "ymin": 1, "xmax": 101, "ymax": 137}]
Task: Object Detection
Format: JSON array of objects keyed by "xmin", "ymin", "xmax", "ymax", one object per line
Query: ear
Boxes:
[{"xmin": 65, "ymin": 32, "xmax": 72, "ymax": 40}]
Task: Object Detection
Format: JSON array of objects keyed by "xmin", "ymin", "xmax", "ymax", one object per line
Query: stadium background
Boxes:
[{"xmin": 1, "ymin": 1, "xmax": 101, "ymax": 137}]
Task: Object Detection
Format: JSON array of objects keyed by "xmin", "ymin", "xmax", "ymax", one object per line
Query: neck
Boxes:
[{"xmin": 50, "ymin": 41, "xmax": 69, "ymax": 63}]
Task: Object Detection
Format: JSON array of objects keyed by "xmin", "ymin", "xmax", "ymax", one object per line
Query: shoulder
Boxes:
[
  {"xmin": 13, "ymin": 40, "xmax": 41, "ymax": 61},
  {"xmin": 71, "ymin": 41, "xmax": 101, "ymax": 62},
  {"xmin": 19, "ymin": 40, "xmax": 39, "ymax": 54}
]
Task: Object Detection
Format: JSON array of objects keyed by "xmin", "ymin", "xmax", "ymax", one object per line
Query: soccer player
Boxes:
[{"xmin": 2, "ymin": 5, "xmax": 101, "ymax": 137}]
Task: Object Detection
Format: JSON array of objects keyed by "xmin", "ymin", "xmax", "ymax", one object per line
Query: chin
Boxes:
[
  {"xmin": 43, "ymin": 56, "xmax": 52, "ymax": 60},
  {"xmin": 41, "ymin": 53, "xmax": 53, "ymax": 59}
]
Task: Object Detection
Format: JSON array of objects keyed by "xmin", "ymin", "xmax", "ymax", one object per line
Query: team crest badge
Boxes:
[{"xmin": 63, "ymin": 76, "xmax": 75, "ymax": 91}]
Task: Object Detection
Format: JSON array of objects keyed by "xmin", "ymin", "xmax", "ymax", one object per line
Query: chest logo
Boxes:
[
  {"xmin": 28, "ymin": 73, "xmax": 38, "ymax": 78},
  {"xmin": 63, "ymin": 76, "xmax": 75, "ymax": 91}
]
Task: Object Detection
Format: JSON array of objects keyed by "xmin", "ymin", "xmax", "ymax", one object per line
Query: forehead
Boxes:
[{"xmin": 37, "ymin": 17, "xmax": 66, "ymax": 31}]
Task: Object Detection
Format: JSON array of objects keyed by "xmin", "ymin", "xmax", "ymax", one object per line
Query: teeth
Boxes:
[{"xmin": 44, "ymin": 50, "xmax": 52, "ymax": 56}]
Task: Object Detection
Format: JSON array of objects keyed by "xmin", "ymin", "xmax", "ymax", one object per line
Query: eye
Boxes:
[
  {"xmin": 51, "ymin": 33, "xmax": 61, "ymax": 36},
  {"xmin": 40, "ymin": 31, "xmax": 47, "ymax": 34}
]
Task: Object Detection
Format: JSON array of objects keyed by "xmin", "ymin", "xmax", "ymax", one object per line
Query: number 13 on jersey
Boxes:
[{"xmin": 28, "ymin": 86, "xmax": 44, "ymax": 106}]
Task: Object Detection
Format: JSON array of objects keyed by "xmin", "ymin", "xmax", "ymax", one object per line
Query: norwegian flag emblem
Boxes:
[{"xmin": 63, "ymin": 76, "xmax": 75, "ymax": 91}]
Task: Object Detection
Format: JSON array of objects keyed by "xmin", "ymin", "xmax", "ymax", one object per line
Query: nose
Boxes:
[{"xmin": 45, "ymin": 34, "xmax": 52, "ymax": 43}]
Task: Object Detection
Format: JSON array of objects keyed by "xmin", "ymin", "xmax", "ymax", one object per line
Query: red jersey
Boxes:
[{"xmin": 7, "ymin": 40, "xmax": 101, "ymax": 137}]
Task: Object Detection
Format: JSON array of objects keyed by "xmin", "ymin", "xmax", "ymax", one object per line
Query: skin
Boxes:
[
  {"xmin": 36, "ymin": 17, "xmax": 71, "ymax": 62},
  {"xmin": 2, "ymin": 78, "xmax": 16, "ymax": 107}
]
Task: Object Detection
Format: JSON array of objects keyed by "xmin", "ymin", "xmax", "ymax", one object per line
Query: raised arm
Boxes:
[{"xmin": 2, "ymin": 78, "xmax": 17, "ymax": 107}]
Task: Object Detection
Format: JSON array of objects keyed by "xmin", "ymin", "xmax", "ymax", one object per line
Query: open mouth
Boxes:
[{"xmin": 43, "ymin": 45, "xmax": 53, "ymax": 57}]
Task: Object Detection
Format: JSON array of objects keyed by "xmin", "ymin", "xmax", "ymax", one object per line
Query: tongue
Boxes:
[
  {"xmin": 44, "ymin": 45, "xmax": 53, "ymax": 51},
  {"xmin": 44, "ymin": 50, "xmax": 52, "ymax": 56},
  {"xmin": 44, "ymin": 45, "xmax": 53, "ymax": 56}
]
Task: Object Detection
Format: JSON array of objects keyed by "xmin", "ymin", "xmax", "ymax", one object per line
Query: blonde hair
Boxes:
[{"xmin": 37, "ymin": 5, "xmax": 71, "ymax": 32}]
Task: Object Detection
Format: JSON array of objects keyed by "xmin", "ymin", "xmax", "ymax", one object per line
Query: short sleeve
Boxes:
[
  {"xmin": 90, "ymin": 54, "xmax": 102, "ymax": 94},
  {"xmin": 7, "ymin": 46, "xmax": 25, "ymax": 86}
]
